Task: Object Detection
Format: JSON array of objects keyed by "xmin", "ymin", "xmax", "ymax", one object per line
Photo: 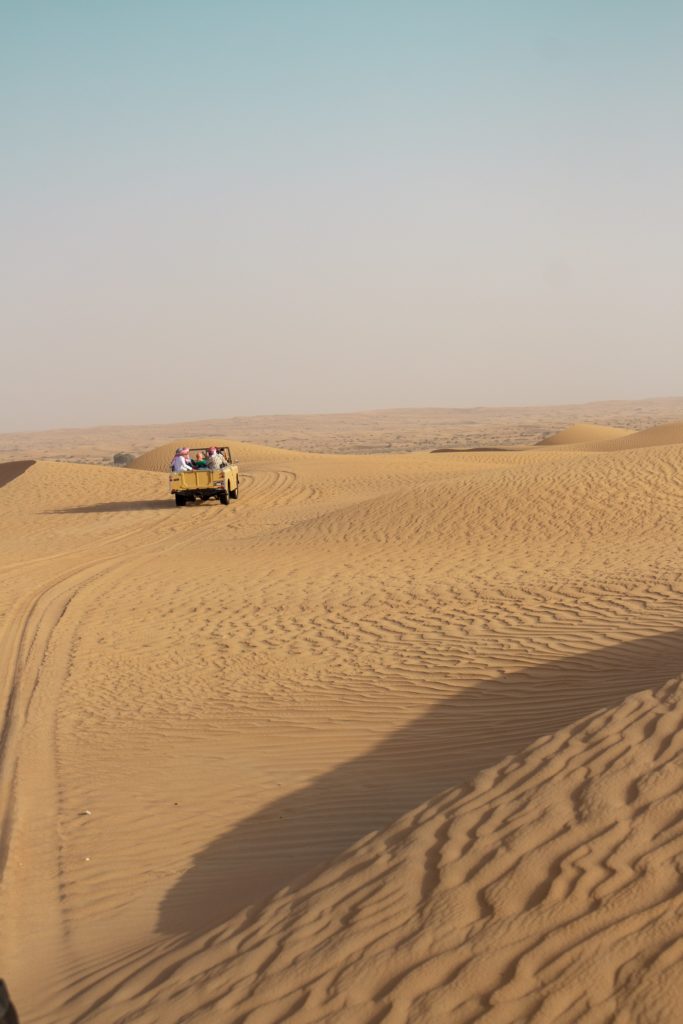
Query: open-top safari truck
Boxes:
[{"xmin": 169, "ymin": 447, "xmax": 239, "ymax": 506}]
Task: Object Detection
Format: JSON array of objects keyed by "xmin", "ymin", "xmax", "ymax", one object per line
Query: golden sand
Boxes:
[
  {"xmin": 536, "ymin": 422, "xmax": 634, "ymax": 445},
  {"xmin": 3, "ymin": 419, "xmax": 683, "ymax": 1021}
]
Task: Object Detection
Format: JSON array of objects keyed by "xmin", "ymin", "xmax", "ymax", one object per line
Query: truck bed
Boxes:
[{"xmin": 170, "ymin": 469, "xmax": 225, "ymax": 490}]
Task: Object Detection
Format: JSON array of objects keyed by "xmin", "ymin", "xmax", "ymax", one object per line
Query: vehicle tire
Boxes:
[
  {"xmin": 229, "ymin": 478, "xmax": 239, "ymax": 499},
  {"xmin": 219, "ymin": 492, "xmax": 229, "ymax": 505},
  {"xmin": 175, "ymin": 493, "xmax": 186, "ymax": 507}
]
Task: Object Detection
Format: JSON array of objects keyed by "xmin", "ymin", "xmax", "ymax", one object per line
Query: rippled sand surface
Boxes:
[{"xmin": 3, "ymin": 419, "xmax": 683, "ymax": 1022}]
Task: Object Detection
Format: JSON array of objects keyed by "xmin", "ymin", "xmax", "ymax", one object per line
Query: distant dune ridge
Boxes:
[
  {"xmin": 4, "ymin": 395, "xmax": 683, "ymax": 462},
  {"xmin": 537, "ymin": 422, "xmax": 634, "ymax": 446},
  {"xmin": 538, "ymin": 420, "xmax": 683, "ymax": 452},
  {"xmin": 128, "ymin": 437, "xmax": 313, "ymax": 472},
  {"xmin": 5, "ymin": 414, "xmax": 683, "ymax": 1022},
  {"xmin": 435, "ymin": 420, "xmax": 683, "ymax": 456},
  {"xmin": 579, "ymin": 419, "xmax": 683, "ymax": 452}
]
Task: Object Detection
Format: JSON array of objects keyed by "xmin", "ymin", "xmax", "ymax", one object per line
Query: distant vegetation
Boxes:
[{"xmin": 113, "ymin": 452, "xmax": 135, "ymax": 467}]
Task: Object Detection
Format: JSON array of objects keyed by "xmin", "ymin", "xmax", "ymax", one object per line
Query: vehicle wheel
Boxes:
[
  {"xmin": 175, "ymin": 493, "xmax": 186, "ymax": 506},
  {"xmin": 229, "ymin": 479, "xmax": 239, "ymax": 499},
  {"xmin": 219, "ymin": 492, "xmax": 229, "ymax": 505}
]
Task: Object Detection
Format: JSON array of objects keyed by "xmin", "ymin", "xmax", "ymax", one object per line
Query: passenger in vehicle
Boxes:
[
  {"xmin": 171, "ymin": 448, "xmax": 194, "ymax": 472},
  {"xmin": 192, "ymin": 450, "xmax": 208, "ymax": 468},
  {"xmin": 206, "ymin": 446, "xmax": 227, "ymax": 469}
]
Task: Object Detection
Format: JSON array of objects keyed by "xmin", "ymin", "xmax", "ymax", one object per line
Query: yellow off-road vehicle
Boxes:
[{"xmin": 169, "ymin": 447, "xmax": 239, "ymax": 507}]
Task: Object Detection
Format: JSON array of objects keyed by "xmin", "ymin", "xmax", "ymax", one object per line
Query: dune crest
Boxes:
[
  {"xmin": 537, "ymin": 422, "xmax": 634, "ymax": 445},
  {"xmin": 59, "ymin": 676, "xmax": 683, "ymax": 1023},
  {"xmin": 578, "ymin": 419, "xmax": 683, "ymax": 451},
  {"xmin": 4, "ymin": 397, "xmax": 683, "ymax": 462},
  {"xmin": 129, "ymin": 437, "xmax": 312, "ymax": 472}
]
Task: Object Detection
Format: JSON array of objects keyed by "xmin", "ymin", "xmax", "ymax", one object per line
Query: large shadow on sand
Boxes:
[
  {"xmin": 0, "ymin": 461, "xmax": 34, "ymax": 488},
  {"xmin": 158, "ymin": 627, "xmax": 683, "ymax": 935},
  {"xmin": 46, "ymin": 499, "xmax": 172, "ymax": 514}
]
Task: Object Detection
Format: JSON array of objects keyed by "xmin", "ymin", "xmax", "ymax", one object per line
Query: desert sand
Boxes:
[
  {"xmin": 536, "ymin": 422, "xmax": 635, "ymax": 446},
  {"xmin": 5, "ymin": 395, "xmax": 683, "ymax": 464},
  {"xmin": 3, "ymin": 415, "xmax": 683, "ymax": 1022}
]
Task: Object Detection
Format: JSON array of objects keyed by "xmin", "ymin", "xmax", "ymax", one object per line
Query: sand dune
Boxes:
[
  {"xmin": 129, "ymin": 437, "xmax": 313, "ymax": 473},
  {"xmin": 537, "ymin": 422, "xmax": 634, "ymax": 445},
  {"xmin": 4, "ymin": 423, "xmax": 683, "ymax": 1022},
  {"xmin": 4, "ymin": 396, "xmax": 683, "ymax": 463},
  {"xmin": 60, "ymin": 675, "xmax": 683, "ymax": 1023},
  {"xmin": 578, "ymin": 419, "xmax": 683, "ymax": 451}
]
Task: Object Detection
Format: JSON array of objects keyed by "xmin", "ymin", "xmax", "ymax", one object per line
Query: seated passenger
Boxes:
[
  {"xmin": 206, "ymin": 446, "xmax": 227, "ymax": 470},
  {"xmin": 192, "ymin": 450, "xmax": 208, "ymax": 468},
  {"xmin": 171, "ymin": 447, "xmax": 194, "ymax": 472}
]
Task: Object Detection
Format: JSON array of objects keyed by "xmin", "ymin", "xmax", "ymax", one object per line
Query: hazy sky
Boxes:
[{"xmin": 3, "ymin": 1, "xmax": 683, "ymax": 431}]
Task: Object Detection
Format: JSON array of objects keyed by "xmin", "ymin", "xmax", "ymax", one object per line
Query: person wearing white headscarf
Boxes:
[
  {"xmin": 206, "ymin": 446, "xmax": 227, "ymax": 470},
  {"xmin": 171, "ymin": 447, "xmax": 194, "ymax": 472}
]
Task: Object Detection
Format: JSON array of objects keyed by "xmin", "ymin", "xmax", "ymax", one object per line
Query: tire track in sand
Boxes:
[{"xmin": 0, "ymin": 498, "xmax": 232, "ymax": 1001}]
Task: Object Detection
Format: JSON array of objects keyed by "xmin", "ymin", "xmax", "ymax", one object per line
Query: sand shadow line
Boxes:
[
  {"xmin": 44, "ymin": 500, "xmax": 172, "ymax": 514},
  {"xmin": 157, "ymin": 626, "xmax": 683, "ymax": 936}
]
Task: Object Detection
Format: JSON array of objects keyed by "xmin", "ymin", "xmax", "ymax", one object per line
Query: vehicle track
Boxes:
[
  {"xmin": 0, "ymin": 510, "xmax": 178, "ymax": 578},
  {"xmin": 0, "ymin": 500, "xmax": 228, "ymax": 987}
]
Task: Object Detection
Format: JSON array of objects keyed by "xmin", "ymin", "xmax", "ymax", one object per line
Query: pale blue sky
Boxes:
[{"xmin": 2, "ymin": 1, "xmax": 682, "ymax": 430}]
